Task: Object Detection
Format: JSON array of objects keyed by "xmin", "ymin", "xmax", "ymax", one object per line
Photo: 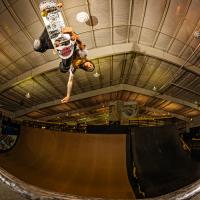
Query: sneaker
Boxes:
[{"xmin": 33, "ymin": 39, "xmax": 42, "ymax": 52}]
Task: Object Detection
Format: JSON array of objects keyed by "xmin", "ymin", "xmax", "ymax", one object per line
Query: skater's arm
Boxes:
[
  {"xmin": 61, "ymin": 27, "xmax": 85, "ymax": 48},
  {"xmin": 61, "ymin": 67, "xmax": 74, "ymax": 103},
  {"xmin": 67, "ymin": 69, "xmax": 74, "ymax": 98}
]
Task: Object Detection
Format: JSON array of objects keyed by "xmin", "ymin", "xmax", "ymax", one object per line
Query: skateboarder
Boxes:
[{"xmin": 33, "ymin": 27, "xmax": 95, "ymax": 103}]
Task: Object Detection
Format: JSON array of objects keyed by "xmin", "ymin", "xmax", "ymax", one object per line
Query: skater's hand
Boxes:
[
  {"xmin": 54, "ymin": 40, "xmax": 60, "ymax": 47},
  {"xmin": 71, "ymin": 32, "xmax": 79, "ymax": 41},
  {"xmin": 61, "ymin": 96, "xmax": 70, "ymax": 103},
  {"xmin": 57, "ymin": 3, "xmax": 63, "ymax": 8},
  {"xmin": 62, "ymin": 27, "xmax": 73, "ymax": 34}
]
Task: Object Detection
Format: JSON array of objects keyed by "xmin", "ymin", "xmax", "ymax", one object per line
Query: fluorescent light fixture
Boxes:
[{"xmin": 76, "ymin": 12, "xmax": 89, "ymax": 23}]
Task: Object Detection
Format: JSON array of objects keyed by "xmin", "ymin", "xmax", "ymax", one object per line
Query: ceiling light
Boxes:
[
  {"xmin": 76, "ymin": 12, "xmax": 89, "ymax": 23},
  {"xmin": 194, "ymin": 31, "xmax": 200, "ymax": 38},
  {"xmin": 93, "ymin": 72, "xmax": 100, "ymax": 78},
  {"xmin": 153, "ymin": 86, "xmax": 157, "ymax": 91},
  {"xmin": 25, "ymin": 92, "xmax": 31, "ymax": 99}
]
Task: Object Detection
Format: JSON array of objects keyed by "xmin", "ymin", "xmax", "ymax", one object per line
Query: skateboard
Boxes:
[{"xmin": 39, "ymin": 0, "xmax": 75, "ymax": 59}]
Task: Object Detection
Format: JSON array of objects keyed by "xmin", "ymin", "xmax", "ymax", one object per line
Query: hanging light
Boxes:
[
  {"xmin": 194, "ymin": 31, "xmax": 200, "ymax": 38},
  {"xmin": 76, "ymin": 12, "xmax": 89, "ymax": 23},
  {"xmin": 93, "ymin": 71, "xmax": 100, "ymax": 78},
  {"xmin": 153, "ymin": 86, "xmax": 157, "ymax": 91},
  {"xmin": 25, "ymin": 92, "xmax": 31, "ymax": 99}
]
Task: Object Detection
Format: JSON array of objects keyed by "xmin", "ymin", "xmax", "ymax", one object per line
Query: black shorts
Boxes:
[{"xmin": 59, "ymin": 58, "xmax": 71, "ymax": 73}]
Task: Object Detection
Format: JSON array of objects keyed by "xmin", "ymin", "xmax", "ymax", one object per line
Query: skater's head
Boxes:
[
  {"xmin": 79, "ymin": 44, "xmax": 86, "ymax": 50},
  {"xmin": 82, "ymin": 61, "xmax": 95, "ymax": 72}
]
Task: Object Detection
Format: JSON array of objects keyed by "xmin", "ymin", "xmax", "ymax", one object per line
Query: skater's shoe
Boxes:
[
  {"xmin": 33, "ymin": 39, "xmax": 42, "ymax": 52},
  {"xmin": 33, "ymin": 39, "xmax": 47, "ymax": 53},
  {"xmin": 33, "ymin": 38, "xmax": 54, "ymax": 53}
]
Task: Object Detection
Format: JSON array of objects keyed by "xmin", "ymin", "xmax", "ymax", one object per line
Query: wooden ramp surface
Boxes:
[
  {"xmin": 132, "ymin": 126, "xmax": 200, "ymax": 197},
  {"xmin": 0, "ymin": 127, "xmax": 135, "ymax": 199}
]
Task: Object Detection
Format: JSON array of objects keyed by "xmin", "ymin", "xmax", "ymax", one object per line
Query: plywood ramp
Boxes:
[
  {"xmin": 0, "ymin": 127, "xmax": 135, "ymax": 199},
  {"xmin": 132, "ymin": 126, "xmax": 200, "ymax": 197}
]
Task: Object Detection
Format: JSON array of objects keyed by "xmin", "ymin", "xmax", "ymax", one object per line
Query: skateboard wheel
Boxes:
[{"xmin": 41, "ymin": 10, "xmax": 48, "ymax": 17}]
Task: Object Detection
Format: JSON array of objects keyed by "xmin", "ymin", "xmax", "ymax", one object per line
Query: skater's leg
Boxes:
[
  {"xmin": 42, "ymin": 28, "xmax": 54, "ymax": 49},
  {"xmin": 33, "ymin": 28, "xmax": 53, "ymax": 52},
  {"xmin": 61, "ymin": 66, "xmax": 75, "ymax": 103}
]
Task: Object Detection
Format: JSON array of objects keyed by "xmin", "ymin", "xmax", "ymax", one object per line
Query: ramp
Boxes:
[
  {"xmin": 132, "ymin": 126, "xmax": 200, "ymax": 197},
  {"xmin": 0, "ymin": 127, "xmax": 135, "ymax": 199}
]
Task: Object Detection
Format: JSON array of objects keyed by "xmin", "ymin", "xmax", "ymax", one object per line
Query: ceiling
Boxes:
[{"xmin": 0, "ymin": 0, "xmax": 200, "ymax": 124}]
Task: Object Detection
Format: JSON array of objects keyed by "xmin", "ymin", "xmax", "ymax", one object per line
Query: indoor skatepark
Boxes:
[{"xmin": 0, "ymin": 0, "xmax": 200, "ymax": 199}]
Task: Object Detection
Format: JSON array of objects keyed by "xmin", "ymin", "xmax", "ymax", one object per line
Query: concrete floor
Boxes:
[{"xmin": 0, "ymin": 182, "xmax": 27, "ymax": 200}]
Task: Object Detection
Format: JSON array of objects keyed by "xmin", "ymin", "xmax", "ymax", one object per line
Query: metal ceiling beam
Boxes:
[
  {"xmin": 89, "ymin": 43, "xmax": 200, "ymax": 75},
  {"xmin": 38, "ymin": 102, "xmax": 189, "ymax": 122},
  {"xmin": 191, "ymin": 115, "xmax": 200, "ymax": 128},
  {"xmin": 171, "ymin": 83, "xmax": 200, "ymax": 97},
  {"xmin": 0, "ymin": 59, "xmax": 59, "ymax": 94},
  {"xmin": 16, "ymin": 116, "xmax": 33, "ymax": 121},
  {"xmin": 14, "ymin": 84, "xmax": 200, "ymax": 119},
  {"xmin": 0, "ymin": 108, "xmax": 14, "ymax": 118},
  {"xmin": 14, "ymin": 85, "xmax": 122, "ymax": 118},
  {"xmin": 1, "ymin": 43, "xmax": 200, "ymax": 94},
  {"xmin": 144, "ymin": 107, "xmax": 190, "ymax": 122},
  {"xmin": 39, "ymin": 104, "xmax": 106, "ymax": 121}
]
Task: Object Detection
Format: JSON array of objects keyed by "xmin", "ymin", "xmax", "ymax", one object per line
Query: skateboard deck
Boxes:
[{"xmin": 39, "ymin": 0, "xmax": 75, "ymax": 59}]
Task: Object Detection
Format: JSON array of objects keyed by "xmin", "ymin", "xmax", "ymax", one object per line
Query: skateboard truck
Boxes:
[{"xmin": 40, "ymin": 2, "xmax": 64, "ymax": 17}]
